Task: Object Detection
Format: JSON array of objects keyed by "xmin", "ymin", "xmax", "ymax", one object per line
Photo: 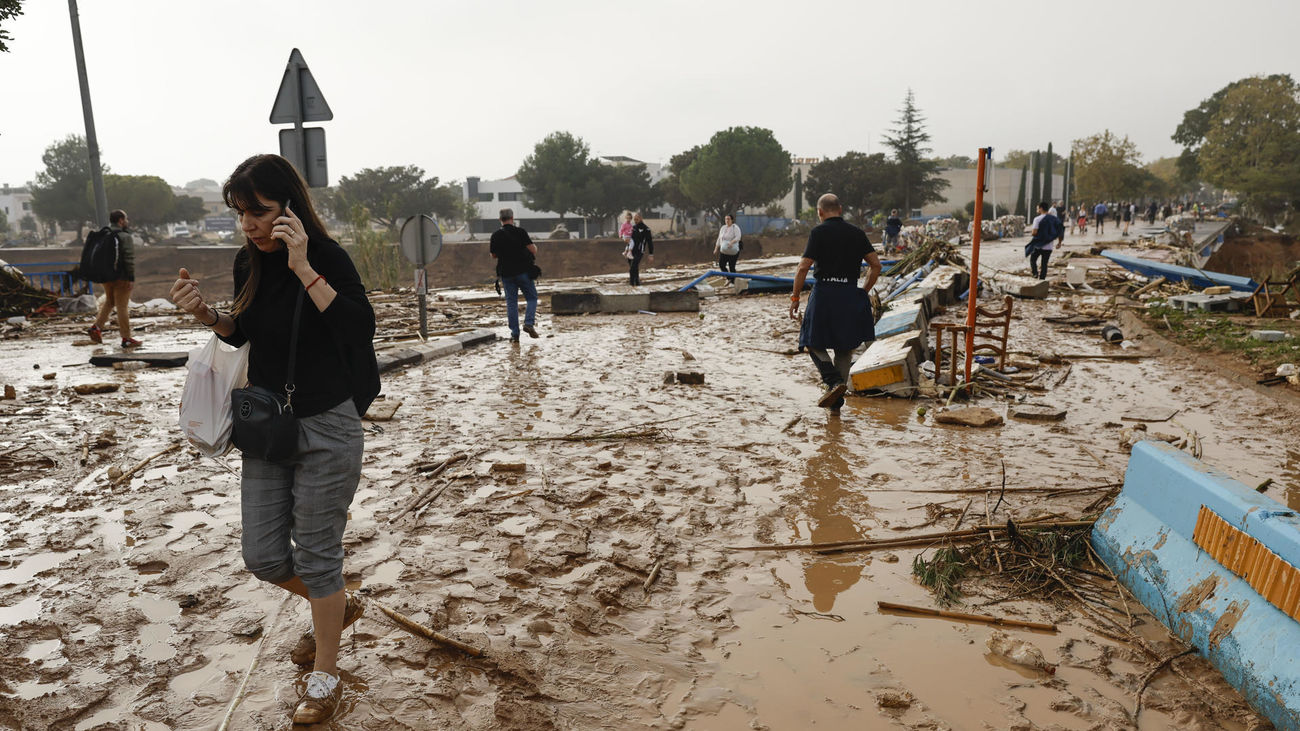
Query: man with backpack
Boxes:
[
  {"xmin": 1024, "ymin": 201, "xmax": 1063, "ymax": 280},
  {"xmin": 87, "ymin": 209, "xmax": 140, "ymax": 347}
]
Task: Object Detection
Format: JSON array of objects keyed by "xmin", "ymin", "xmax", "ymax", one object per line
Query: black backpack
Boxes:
[{"xmin": 79, "ymin": 226, "xmax": 120, "ymax": 283}]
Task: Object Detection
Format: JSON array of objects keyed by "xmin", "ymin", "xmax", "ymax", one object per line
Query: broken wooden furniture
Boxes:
[{"xmin": 1251, "ymin": 269, "xmax": 1300, "ymax": 318}]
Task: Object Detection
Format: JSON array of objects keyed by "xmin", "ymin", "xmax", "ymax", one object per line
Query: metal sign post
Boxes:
[
  {"xmin": 270, "ymin": 49, "xmax": 332, "ymax": 187},
  {"xmin": 399, "ymin": 214, "xmax": 443, "ymax": 340},
  {"xmin": 964, "ymin": 148, "xmax": 991, "ymax": 385}
]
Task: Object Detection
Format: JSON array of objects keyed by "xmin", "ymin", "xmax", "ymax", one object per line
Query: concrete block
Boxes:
[
  {"xmin": 675, "ymin": 371, "xmax": 705, "ymax": 384},
  {"xmin": 551, "ymin": 292, "xmax": 603, "ymax": 315},
  {"xmin": 1250, "ymin": 330, "xmax": 1288, "ymax": 342},
  {"xmin": 376, "ymin": 348, "xmax": 423, "ymax": 374},
  {"xmin": 985, "ymin": 271, "xmax": 1049, "ymax": 299},
  {"xmin": 455, "ymin": 328, "xmax": 497, "ymax": 347},
  {"xmin": 1169, "ymin": 293, "xmax": 1249, "ymax": 313},
  {"xmin": 1093, "ymin": 441, "xmax": 1300, "ymax": 731},
  {"xmin": 414, "ymin": 339, "xmax": 463, "ymax": 361},
  {"xmin": 849, "ymin": 331, "xmax": 923, "ymax": 397},
  {"xmin": 648, "ymin": 290, "xmax": 700, "ymax": 312},
  {"xmin": 935, "ymin": 406, "xmax": 1003, "ymax": 427},
  {"xmin": 596, "ymin": 292, "xmax": 651, "ymax": 313},
  {"xmin": 916, "ymin": 265, "xmax": 969, "ymax": 305}
]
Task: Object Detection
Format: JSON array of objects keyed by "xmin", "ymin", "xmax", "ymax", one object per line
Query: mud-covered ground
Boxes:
[{"xmin": 1, "ymin": 240, "xmax": 1297, "ymax": 730}]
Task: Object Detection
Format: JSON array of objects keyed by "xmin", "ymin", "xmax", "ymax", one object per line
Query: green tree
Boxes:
[
  {"xmin": 30, "ymin": 134, "xmax": 105, "ymax": 234},
  {"xmin": 1014, "ymin": 164, "xmax": 1028, "ymax": 217},
  {"xmin": 459, "ymin": 197, "xmax": 480, "ymax": 240},
  {"xmin": 679, "ymin": 126, "xmax": 791, "ymax": 223},
  {"xmin": 19, "ymin": 214, "xmax": 37, "ymax": 232},
  {"xmin": 0, "ymin": 206, "xmax": 7, "ymax": 236},
  {"xmin": 930, "ymin": 154, "xmax": 976, "ymax": 168},
  {"xmin": 0, "ymin": 0, "xmax": 22, "ymax": 53},
  {"xmin": 1072, "ymin": 130, "xmax": 1144, "ymax": 200},
  {"xmin": 1192, "ymin": 76, "xmax": 1300, "ymax": 219},
  {"xmin": 328, "ymin": 166, "xmax": 458, "ymax": 232},
  {"xmin": 656, "ymin": 146, "xmax": 701, "ymax": 231},
  {"xmin": 1043, "ymin": 142, "xmax": 1055, "ymax": 203},
  {"xmin": 1173, "ymin": 74, "xmax": 1295, "ymax": 183},
  {"xmin": 804, "ymin": 151, "xmax": 896, "ymax": 224},
  {"xmin": 102, "ymin": 174, "xmax": 174, "ymax": 229},
  {"xmin": 1001, "ymin": 148, "xmax": 1066, "ymax": 171},
  {"xmin": 171, "ymin": 194, "xmax": 207, "ymax": 224},
  {"xmin": 882, "ymin": 90, "xmax": 948, "ymax": 213},
  {"xmin": 516, "ymin": 131, "xmax": 592, "ymax": 223},
  {"xmin": 575, "ymin": 162, "xmax": 662, "ymax": 232}
]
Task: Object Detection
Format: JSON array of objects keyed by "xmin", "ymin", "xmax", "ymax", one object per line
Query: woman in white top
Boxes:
[{"xmin": 714, "ymin": 215, "xmax": 742, "ymax": 274}]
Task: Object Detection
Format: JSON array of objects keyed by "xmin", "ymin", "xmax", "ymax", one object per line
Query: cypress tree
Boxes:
[
  {"xmin": 1043, "ymin": 142, "xmax": 1054, "ymax": 205},
  {"xmin": 1015, "ymin": 164, "xmax": 1028, "ymax": 217},
  {"xmin": 1030, "ymin": 151, "xmax": 1042, "ymax": 210}
]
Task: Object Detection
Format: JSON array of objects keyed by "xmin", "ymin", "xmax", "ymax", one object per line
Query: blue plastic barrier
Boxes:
[
  {"xmin": 1092, "ymin": 440, "xmax": 1300, "ymax": 730},
  {"xmin": 11, "ymin": 261, "xmax": 93, "ymax": 296}
]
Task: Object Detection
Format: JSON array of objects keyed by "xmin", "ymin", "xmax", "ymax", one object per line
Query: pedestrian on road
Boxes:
[
  {"xmin": 168, "ymin": 154, "xmax": 380, "ymax": 725},
  {"xmin": 884, "ymin": 209, "xmax": 904, "ymax": 252},
  {"xmin": 1147, "ymin": 201, "xmax": 1158, "ymax": 224},
  {"xmin": 789, "ymin": 194, "xmax": 882, "ymax": 411},
  {"xmin": 629, "ymin": 211, "xmax": 654, "ymax": 285},
  {"xmin": 1121, "ymin": 201, "xmax": 1133, "ymax": 237},
  {"xmin": 1025, "ymin": 201, "xmax": 1061, "ymax": 280},
  {"xmin": 1093, "ymin": 201, "xmax": 1108, "ymax": 235},
  {"xmin": 490, "ymin": 208, "xmax": 540, "ymax": 341},
  {"xmin": 1076, "ymin": 206, "xmax": 1087, "ymax": 234},
  {"xmin": 88, "ymin": 209, "xmax": 141, "ymax": 348},
  {"xmin": 714, "ymin": 214, "xmax": 742, "ymax": 274}
]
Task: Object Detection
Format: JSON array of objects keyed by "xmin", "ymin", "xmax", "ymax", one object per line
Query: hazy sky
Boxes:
[{"xmin": 2, "ymin": 0, "xmax": 1298, "ymax": 191}]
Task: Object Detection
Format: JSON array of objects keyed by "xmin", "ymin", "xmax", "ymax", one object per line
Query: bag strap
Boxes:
[{"xmin": 283, "ymin": 287, "xmax": 306, "ymax": 411}]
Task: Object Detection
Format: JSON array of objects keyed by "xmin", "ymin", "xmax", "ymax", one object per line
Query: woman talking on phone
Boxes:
[{"xmin": 170, "ymin": 154, "xmax": 379, "ymax": 724}]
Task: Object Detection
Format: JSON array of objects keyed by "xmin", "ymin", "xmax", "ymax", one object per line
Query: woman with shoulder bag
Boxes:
[{"xmin": 169, "ymin": 154, "xmax": 379, "ymax": 725}]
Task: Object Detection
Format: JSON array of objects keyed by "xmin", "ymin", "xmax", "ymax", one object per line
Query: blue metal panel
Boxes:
[
  {"xmin": 1101, "ymin": 252, "xmax": 1258, "ymax": 292},
  {"xmin": 1092, "ymin": 441, "xmax": 1300, "ymax": 730}
]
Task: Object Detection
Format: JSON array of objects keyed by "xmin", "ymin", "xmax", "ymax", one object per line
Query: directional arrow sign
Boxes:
[{"xmin": 269, "ymin": 48, "xmax": 333, "ymax": 123}]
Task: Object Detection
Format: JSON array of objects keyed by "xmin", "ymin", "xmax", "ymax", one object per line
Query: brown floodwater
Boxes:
[{"xmin": 0, "ymin": 252, "xmax": 1294, "ymax": 729}]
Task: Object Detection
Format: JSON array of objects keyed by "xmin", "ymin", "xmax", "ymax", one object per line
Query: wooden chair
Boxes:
[
  {"xmin": 972, "ymin": 295, "xmax": 1014, "ymax": 372},
  {"xmin": 1251, "ymin": 269, "xmax": 1300, "ymax": 318}
]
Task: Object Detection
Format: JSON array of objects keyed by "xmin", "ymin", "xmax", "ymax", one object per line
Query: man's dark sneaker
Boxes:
[
  {"xmin": 121, "ymin": 337, "xmax": 142, "ymax": 348},
  {"xmin": 817, "ymin": 382, "xmax": 848, "ymax": 408},
  {"xmin": 523, "ymin": 325, "xmax": 539, "ymax": 338},
  {"xmin": 88, "ymin": 325, "xmax": 103, "ymax": 343}
]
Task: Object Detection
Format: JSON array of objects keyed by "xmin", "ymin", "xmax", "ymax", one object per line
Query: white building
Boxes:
[{"xmin": 0, "ymin": 184, "xmax": 36, "ymax": 234}]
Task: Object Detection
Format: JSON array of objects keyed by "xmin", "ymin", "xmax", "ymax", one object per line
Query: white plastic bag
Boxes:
[{"xmin": 179, "ymin": 334, "xmax": 249, "ymax": 457}]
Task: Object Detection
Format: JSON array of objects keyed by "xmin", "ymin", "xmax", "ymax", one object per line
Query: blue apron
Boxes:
[{"xmin": 798, "ymin": 278, "xmax": 875, "ymax": 351}]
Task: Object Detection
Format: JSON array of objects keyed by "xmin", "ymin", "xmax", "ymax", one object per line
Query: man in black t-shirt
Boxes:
[
  {"xmin": 489, "ymin": 208, "xmax": 540, "ymax": 342},
  {"xmin": 789, "ymin": 194, "xmax": 882, "ymax": 410}
]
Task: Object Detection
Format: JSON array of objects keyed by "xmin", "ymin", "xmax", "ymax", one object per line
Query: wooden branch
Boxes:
[
  {"xmin": 388, "ymin": 452, "xmax": 470, "ymax": 523},
  {"xmin": 877, "ymin": 601, "xmax": 1057, "ymax": 632},
  {"xmin": 728, "ymin": 520, "xmax": 1095, "ymax": 553},
  {"xmin": 111, "ymin": 441, "xmax": 182, "ymax": 487},
  {"xmin": 370, "ymin": 598, "xmax": 484, "ymax": 657},
  {"xmin": 643, "ymin": 559, "xmax": 663, "ymax": 594}
]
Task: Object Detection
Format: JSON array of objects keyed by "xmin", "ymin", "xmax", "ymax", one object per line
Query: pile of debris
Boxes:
[
  {"xmin": 924, "ymin": 217, "xmax": 961, "ymax": 241},
  {"xmin": 0, "ymin": 260, "xmax": 57, "ymax": 318}
]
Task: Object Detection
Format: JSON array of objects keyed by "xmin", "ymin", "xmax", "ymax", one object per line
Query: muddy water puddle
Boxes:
[{"xmin": 0, "ymin": 284, "xmax": 1294, "ymax": 728}]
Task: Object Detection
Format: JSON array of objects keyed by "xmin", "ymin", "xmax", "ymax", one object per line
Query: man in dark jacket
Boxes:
[
  {"xmin": 884, "ymin": 209, "xmax": 903, "ymax": 252},
  {"xmin": 789, "ymin": 194, "xmax": 882, "ymax": 411},
  {"xmin": 629, "ymin": 212, "xmax": 654, "ymax": 285},
  {"xmin": 88, "ymin": 209, "xmax": 140, "ymax": 347},
  {"xmin": 489, "ymin": 208, "xmax": 539, "ymax": 342}
]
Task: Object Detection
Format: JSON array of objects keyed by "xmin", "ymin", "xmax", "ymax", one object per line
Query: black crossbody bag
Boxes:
[{"xmin": 231, "ymin": 288, "xmax": 305, "ymax": 462}]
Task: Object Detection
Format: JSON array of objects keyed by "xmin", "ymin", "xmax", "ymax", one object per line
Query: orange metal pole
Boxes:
[{"xmin": 964, "ymin": 148, "xmax": 989, "ymax": 384}]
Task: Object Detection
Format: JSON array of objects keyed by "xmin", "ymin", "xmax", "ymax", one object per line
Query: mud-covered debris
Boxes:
[
  {"xmin": 491, "ymin": 462, "xmax": 526, "ymax": 473},
  {"xmin": 986, "ymin": 630, "xmax": 1056, "ymax": 674},
  {"xmin": 1009, "ymin": 405, "xmax": 1066, "ymax": 421},
  {"xmin": 676, "ymin": 371, "xmax": 705, "ymax": 385},
  {"xmin": 662, "ymin": 371, "xmax": 675, "ymax": 385},
  {"xmin": 2, "ymin": 384, "xmax": 13, "ymax": 399},
  {"xmin": 364, "ymin": 398, "xmax": 403, "ymax": 422},
  {"xmin": 681, "ymin": 349, "xmax": 696, "ymax": 361},
  {"xmin": 876, "ymin": 690, "xmax": 915, "ymax": 709},
  {"xmin": 935, "ymin": 407, "xmax": 1003, "ymax": 428},
  {"xmin": 72, "ymin": 382, "xmax": 119, "ymax": 395},
  {"xmin": 41, "ymin": 372, "xmax": 55, "ymax": 380},
  {"xmin": 229, "ymin": 615, "xmax": 264, "ymax": 638}
]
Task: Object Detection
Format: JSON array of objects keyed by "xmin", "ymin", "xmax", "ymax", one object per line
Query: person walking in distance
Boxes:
[
  {"xmin": 490, "ymin": 208, "xmax": 540, "ymax": 341},
  {"xmin": 1121, "ymin": 201, "xmax": 1133, "ymax": 236},
  {"xmin": 1025, "ymin": 201, "xmax": 1062, "ymax": 280},
  {"xmin": 1093, "ymin": 201, "xmax": 1108, "ymax": 235},
  {"xmin": 168, "ymin": 154, "xmax": 380, "ymax": 724},
  {"xmin": 88, "ymin": 209, "xmax": 141, "ymax": 347},
  {"xmin": 714, "ymin": 214, "xmax": 742, "ymax": 275},
  {"xmin": 629, "ymin": 211, "xmax": 654, "ymax": 285},
  {"xmin": 884, "ymin": 209, "xmax": 904, "ymax": 252},
  {"xmin": 789, "ymin": 194, "xmax": 882, "ymax": 411}
]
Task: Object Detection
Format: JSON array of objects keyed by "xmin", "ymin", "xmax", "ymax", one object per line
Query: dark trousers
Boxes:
[
  {"xmin": 808, "ymin": 348, "xmax": 853, "ymax": 388},
  {"xmin": 628, "ymin": 254, "xmax": 643, "ymax": 286},
  {"xmin": 1029, "ymin": 249, "xmax": 1051, "ymax": 279},
  {"xmin": 718, "ymin": 253, "xmax": 738, "ymax": 273}
]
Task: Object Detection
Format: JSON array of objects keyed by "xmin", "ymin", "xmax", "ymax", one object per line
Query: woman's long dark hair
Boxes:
[{"xmin": 222, "ymin": 154, "xmax": 331, "ymax": 315}]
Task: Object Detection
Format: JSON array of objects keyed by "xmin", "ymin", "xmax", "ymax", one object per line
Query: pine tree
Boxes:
[
  {"xmin": 1043, "ymin": 142, "xmax": 1054, "ymax": 205},
  {"xmin": 882, "ymin": 89, "xmax": 949, "ymax": 214},
  {"xmin": 1014, "ymin": 164, "xmax": 1028, "ymax": 217}
]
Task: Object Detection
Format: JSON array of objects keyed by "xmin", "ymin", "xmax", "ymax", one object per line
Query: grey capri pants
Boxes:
[{"xmin": 240, "ymin": 398, "xmax": 364, "ymax": 598}]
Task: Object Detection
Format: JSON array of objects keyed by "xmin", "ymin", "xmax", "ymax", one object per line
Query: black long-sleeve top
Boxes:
[
  {"xmin": 218, "ymin": 239, "xmax": 379, "ymax": 418},
  {"xmin": 631, "ymin": 222, "xmax": 654, "ymax": 257}
]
